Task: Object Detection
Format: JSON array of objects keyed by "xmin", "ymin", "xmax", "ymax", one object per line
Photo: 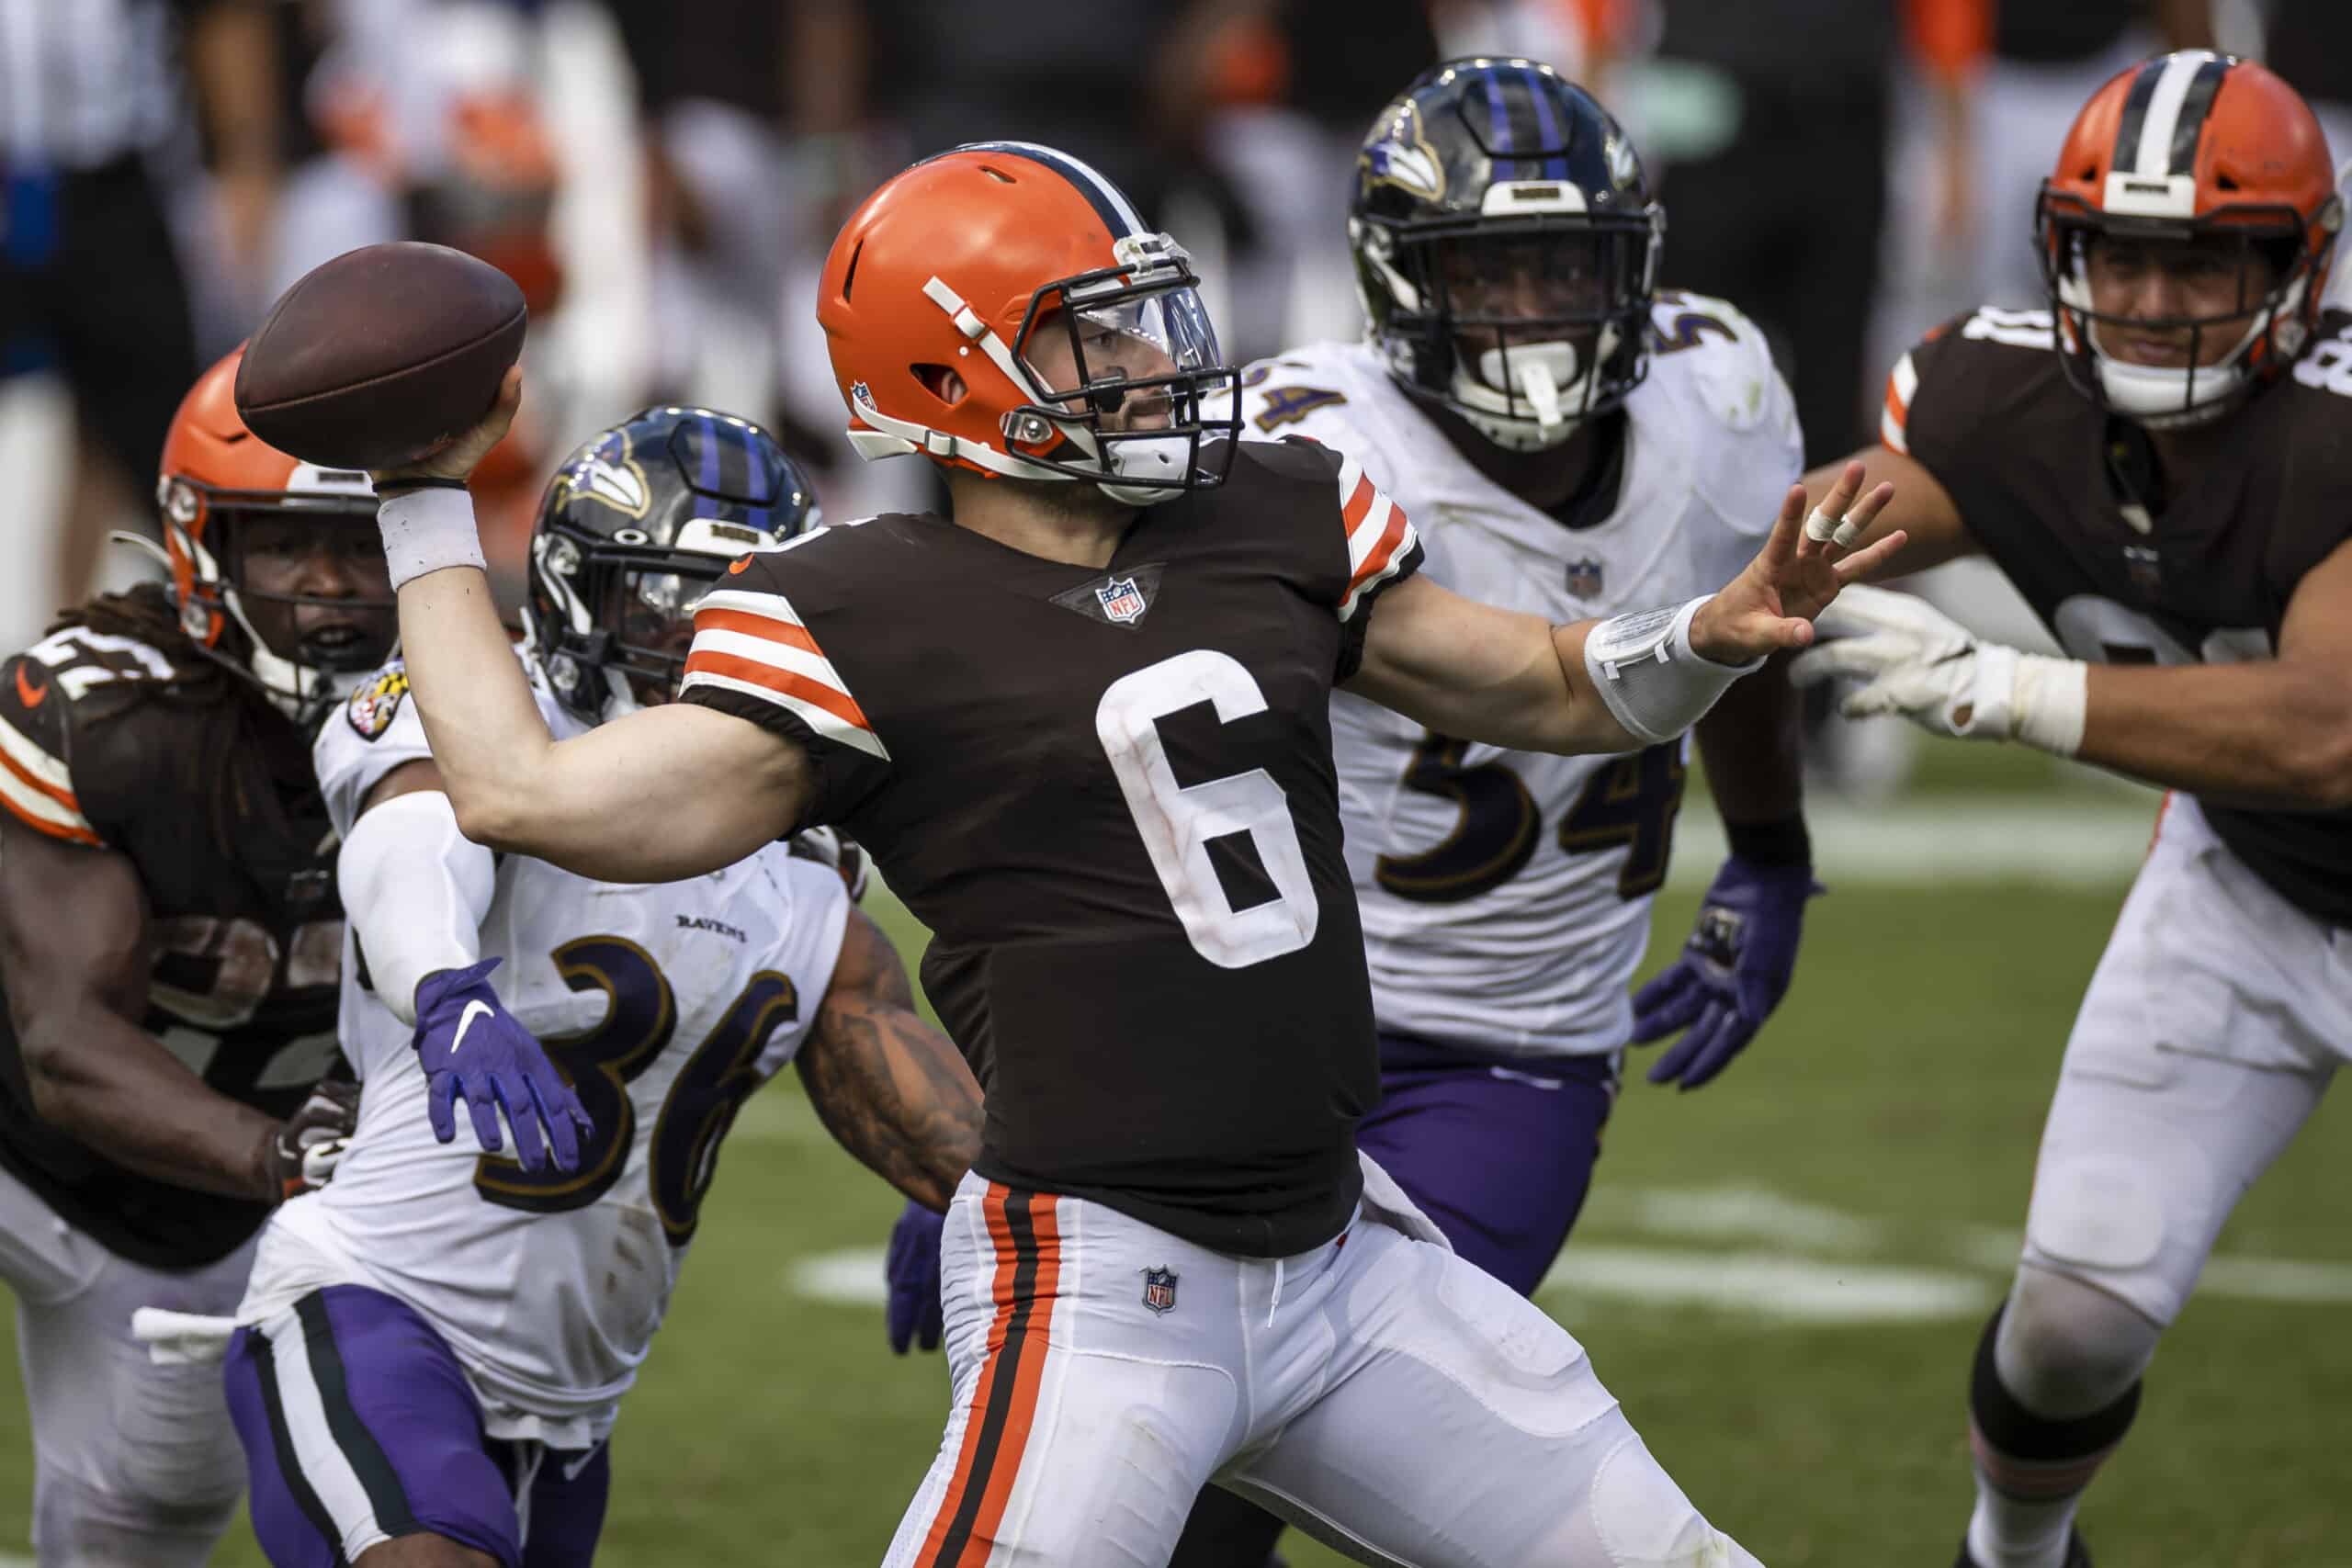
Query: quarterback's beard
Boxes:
[{"xmin": 978, "ymin": 469, "xmax": 1145, "ymax": 525}]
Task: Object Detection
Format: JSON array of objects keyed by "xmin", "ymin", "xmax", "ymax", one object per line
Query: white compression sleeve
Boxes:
[
  {"xmin": 337, "ymin": 791, "xmax": 494, "ymax": 1026},
  {"xmin": 1580, "ymin": 596, "xmax": 1763, "ymax": 746}
]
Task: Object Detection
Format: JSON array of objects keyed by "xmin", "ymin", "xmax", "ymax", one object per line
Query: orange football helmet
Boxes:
[
  {"xmin": 155, "ymin": 351, "xmax": 396, "ymax": 716},
  {"xmin": 2036, "ymin": 51, "xmax": 2343, "ymax": 427},
  {"xmin": 816, "ymin": 142, "xmax": 1240, "ymax": 504}
]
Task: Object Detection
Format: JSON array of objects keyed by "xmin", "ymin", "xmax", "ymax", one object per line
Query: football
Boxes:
[{"xmin": 233, "ymin": 241, "xmax": 527, "ymax": 472}]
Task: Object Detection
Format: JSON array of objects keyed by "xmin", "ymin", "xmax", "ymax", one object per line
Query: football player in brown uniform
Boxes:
[
  {"xmin": 1790, "ymin": 53, "xmax": 2352, "ymax": 1568},
  {"xmin": 363, "ymin": 141, "xmax": 1900, "ymax": 1564},
  {"xmin": 0, "ymin": 353, "xmax": 393, "ymax": 1565}
]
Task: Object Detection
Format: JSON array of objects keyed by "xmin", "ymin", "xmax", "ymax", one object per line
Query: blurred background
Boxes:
[
  {"xmin": 4, "ymin": 4, "xmax": 2351, "ymax": 1562},
  {"xmin": 6, "ymin": 0, "xmax": 2350, "ymax": 779}
]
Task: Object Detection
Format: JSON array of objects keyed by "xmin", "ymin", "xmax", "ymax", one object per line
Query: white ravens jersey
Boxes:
[
  {"xmin": 268, "ymin": 651, "xmax": 850, "ymax": 1441},
  {"xmin": 1231, "ymin": 294, "xmax": 1800, "ymax": 1057}
]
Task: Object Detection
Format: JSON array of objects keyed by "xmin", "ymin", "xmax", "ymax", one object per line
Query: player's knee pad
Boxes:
[
  {"xmin": 1995, "ymin": 1269, "xmax": 2162, "ymax": 1417},
  {"xmin": 1583, "ymin": 1428, "xmax": 1750, "ymax": 1568},
  {"xmin": 32, "ymin": 1461, "xmax": 239, "ymax": 1568}
]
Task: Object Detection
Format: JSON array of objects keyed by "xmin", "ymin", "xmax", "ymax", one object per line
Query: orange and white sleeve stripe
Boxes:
[
  {"xmin": 1334, "ymin": 452, "xmax": 1418, "ymax": 623},
  {"xmin": 0, "ymin": 710, "xmax": 99, "ymax": 846},
  {"xmin": 1881, "ymin": 350, "xmax": 1920, "ymax": 456},
  {"xmin": 682, "ymin": 587, "xmax": 889, "ymax": 761}
]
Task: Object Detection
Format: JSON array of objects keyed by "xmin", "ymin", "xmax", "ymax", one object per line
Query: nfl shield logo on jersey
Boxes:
[
  {"xmin": 1140, "ymin": 1266, "xmax": 1179, "ymax": 1315},
  {"xmin": 1566, "ymin": 558, "xmax": 1605, "ymax": 599},
  {"xmin": 1098, "ymin": 575, "xmax": 1148, "ymax": 625}
]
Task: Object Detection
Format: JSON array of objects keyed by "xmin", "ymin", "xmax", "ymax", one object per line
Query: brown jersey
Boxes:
[
  {"xmin": 682, "ymin": 437, "xmax": 1423, "ymax": 1256},
  {"xmin": 1884, "ymin": 304, "xmax": 2352, "ymax": 927},
  {"xmin": 0, "ymin": 608, "xmax": 345, "ymax": 1269}
]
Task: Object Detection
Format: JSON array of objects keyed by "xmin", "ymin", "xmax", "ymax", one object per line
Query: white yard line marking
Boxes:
[
  {"xmin": 1537, "ymin": 1247, "xmax": 1994, "ymax": 1323},
  {"xmin": 779, "ymin": 1188, "xmax": 2352, "ymax": 1325},
  {"xmin": 1580, "ymin": 1186, "xmax": 1883, "ymax": 1251}
]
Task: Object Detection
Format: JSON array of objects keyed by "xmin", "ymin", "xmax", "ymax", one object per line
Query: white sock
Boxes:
[{"xmin": 1965, "ymin": 1483, "xmax": 2076, "ymax": 1568}]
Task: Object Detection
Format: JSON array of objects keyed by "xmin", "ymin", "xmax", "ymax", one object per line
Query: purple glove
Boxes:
[
  {"xmin": 1630, "ymin": 856, "xmax": 1820, "ymax": 1089},
  {"xmin": 412, "ymin": 958, "xmax": 593, "ymax": 1173},
  {"xmin": 885, "ymin": 1199, "xmax": 945, "ymax": 1354}
]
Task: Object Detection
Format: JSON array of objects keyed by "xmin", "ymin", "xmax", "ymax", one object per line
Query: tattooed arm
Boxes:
[{"xmin": 795, "ymin": 908, "xmax": 981, "ymax": 1213}]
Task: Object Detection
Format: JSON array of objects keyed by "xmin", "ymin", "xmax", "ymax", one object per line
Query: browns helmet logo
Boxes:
[{"xmin": 346, "ymin": 665, "xmax": 411, "ymax": 740}]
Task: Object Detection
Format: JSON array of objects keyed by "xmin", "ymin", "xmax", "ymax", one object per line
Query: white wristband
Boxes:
[
  {"xmin": 2010, "ymin": 653, "xmax": 2088, "ymax": 758},
  {"xmin": 1582, "ymin": 595, "xmax": 1762, "ymax": 746},
  {"xmin": 378, "ymin": 486, "xmax": 487, "ymax": 590}
]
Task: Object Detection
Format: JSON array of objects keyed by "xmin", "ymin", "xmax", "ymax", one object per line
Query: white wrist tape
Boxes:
[
  {"xmin": 378, "ymin": 487, "xmax": 487, "ymax": 590},
  {"xmin": 337, "ymin": 790, "xmax": 493, "ymax": 1026},
  {"xmin": 1581, "ymin": 596, "xmax": 1762, "ymax": 746},
  {"xmin": 2009, "ymin": 652, "xmax": 2089, "ymax": 758}
]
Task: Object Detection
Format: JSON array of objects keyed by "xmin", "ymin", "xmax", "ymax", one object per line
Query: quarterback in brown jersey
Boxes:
[
  {"xmin": 0, "ymin": 353, "xmax": 395, "ymax": 1565},
  {"xmin": 1790, "ymin": 53, "xmax": 2352, "ymax": 1568},
  {"xmin": 364, "ymin": 141, "xmax": 1899, "ymax": 1564}
]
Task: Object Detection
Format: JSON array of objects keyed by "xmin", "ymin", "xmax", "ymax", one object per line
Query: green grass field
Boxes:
[{"xmin": 6, "ymin": 859, "xmax": 2348, "ymax": 1565}]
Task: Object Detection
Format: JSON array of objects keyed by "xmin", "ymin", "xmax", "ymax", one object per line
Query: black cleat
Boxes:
[{"xmin": 1953, "ymin": 1531, "xmax": 2092, "ymax": 1568}]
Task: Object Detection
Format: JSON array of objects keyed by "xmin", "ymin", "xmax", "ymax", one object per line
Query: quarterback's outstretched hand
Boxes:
[
  {"xmin": 1689, "ymin": 462, "xmax": 1906, "ymax": 664},
  {"xmin": 1788, "ymin": 584, "xmax": 2087, "ymax": 755},
  {"xmin": 885, "ymin": 1199, "xmax": 946, "ymax": 1354},
  {"xmin": 412, "ymin": 958, "xmax": 592, "ymax": 1173},
  {"xmin": 266, "ymin": 1079, "xmax": 361, "ymax": 1201},
  {"xmin": 1631, "ymin": 858, "xmax": 1819, "ymax": 1089}
]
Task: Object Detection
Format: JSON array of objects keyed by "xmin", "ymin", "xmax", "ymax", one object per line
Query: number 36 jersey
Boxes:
[
  {"xmin": 279, "ymin": 653, "xmax": 850, "ymax": 1441},
  {"xmin": 682, "ymin": 437, "xmax": 1422, "ymax": 1258},
  {"xmin": 1230, "ymin": 295, "xmax": 1802, "ymax": 1059}
]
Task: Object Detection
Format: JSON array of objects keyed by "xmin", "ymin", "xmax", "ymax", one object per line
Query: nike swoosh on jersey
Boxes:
[
  {"xmin": 451, "ymin": 998, "xmax": 495, "ymax": 1055},
  {"xmin": 14, "ymin": 665, "xmax": 47, "ymax": 708}
]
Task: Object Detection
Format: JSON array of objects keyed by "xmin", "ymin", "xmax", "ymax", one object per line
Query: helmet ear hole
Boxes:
[{"xmin": 912, "ymin": 364, "xmax": 967, "ymax": 406}]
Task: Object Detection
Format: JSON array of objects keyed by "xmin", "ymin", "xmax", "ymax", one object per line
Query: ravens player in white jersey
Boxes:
[
  {"xmin": 352, "ymin": 140, "xmax": 1900, "ymax": 1563},
  {"xmin": 1790, "ymin": 53, "xmax": 2352, "ymax": 1568},
  {"xmin": 1139, "ymin": 59, "xmax": 1820, "ymax": 1567},
  {"xmin": 156, "ymin": 411, "xmax": 983, "ymax": 1568}
]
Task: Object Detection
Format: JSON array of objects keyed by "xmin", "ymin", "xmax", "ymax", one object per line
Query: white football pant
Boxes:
[
  {"xmin": 0, "ymin": 1164, "xmax": 251, "ymax": 1566},
  {"xmin": 883, "ymin": 1162, "xmax": 1761, "ymax": 1568},
  {"xmin": 2015, "ymin": 794, "xmax": 2349, "ymax": 1328}
]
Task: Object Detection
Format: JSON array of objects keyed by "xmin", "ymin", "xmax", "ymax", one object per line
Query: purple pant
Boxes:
[
  {"xmin": 222, "ymin": 1284, "xmax": 609, "ymax": 1568},
  {"xmin": 1355, "ymin": 1032, "xmax": 1622, "ymax": 1295}
]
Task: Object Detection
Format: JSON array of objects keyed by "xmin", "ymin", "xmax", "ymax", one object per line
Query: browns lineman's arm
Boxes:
[
  {"xmin": 1793, "ymin": 513, "xmax": 2352, "ymax": 807},
  {"xmin": 794, "ymin": 909, "xmax": 981, "ymax": 1213},
  {"xmin": 1348, "ymin": 463, "xmax": 1905, "ymax": 753},
  {"xmin": 0, "ymin": 819, "xmax": 306, "ymax": 1202},
  {"xmin": 2056, "ymin": 539, "xmax": 2352, "ymax": 805},
  {"xmin": 368, "ymin": 370, "xmax": 811, "ymax": 882}
]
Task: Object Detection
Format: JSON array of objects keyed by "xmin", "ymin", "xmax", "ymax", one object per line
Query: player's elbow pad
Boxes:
[
  {"xmin": 1581, "ymin": 596, "xmax": 1761, "ymax": 747},
  {"xmin": 337, "ymin": 791, "xmax": 495, "ymax": 1026}
]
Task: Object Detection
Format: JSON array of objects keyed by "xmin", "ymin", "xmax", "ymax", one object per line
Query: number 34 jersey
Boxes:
[
  {"xmin": 278, "ymin": 654, "xmax": 850, "ymax": 1440},
  {"xmin": 1231, "ymin": 295, "xmax": 1802, "ymax": 1059},
  {"xmin": 682, "ymin": 437, "xmax": 1422, "ymax": 1258}
]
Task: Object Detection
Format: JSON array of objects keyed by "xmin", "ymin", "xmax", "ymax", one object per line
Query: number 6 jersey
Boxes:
[
  {"xmin": 682, "ymin": 436, "xmax": 1422, "ymax": 1258},
  {"xmin": 281, "ymin": 653, "xmax": 850, "ymax": 1442}
]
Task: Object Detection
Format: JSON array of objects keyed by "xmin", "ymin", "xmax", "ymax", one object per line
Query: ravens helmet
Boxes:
[
  {"xmin": 526, "ymin": 408, "xmax": 817, "ymax": 724},
  {"xmin": 1350, "ymin": 60, "xmax": 1664, "ymax": 452}
]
